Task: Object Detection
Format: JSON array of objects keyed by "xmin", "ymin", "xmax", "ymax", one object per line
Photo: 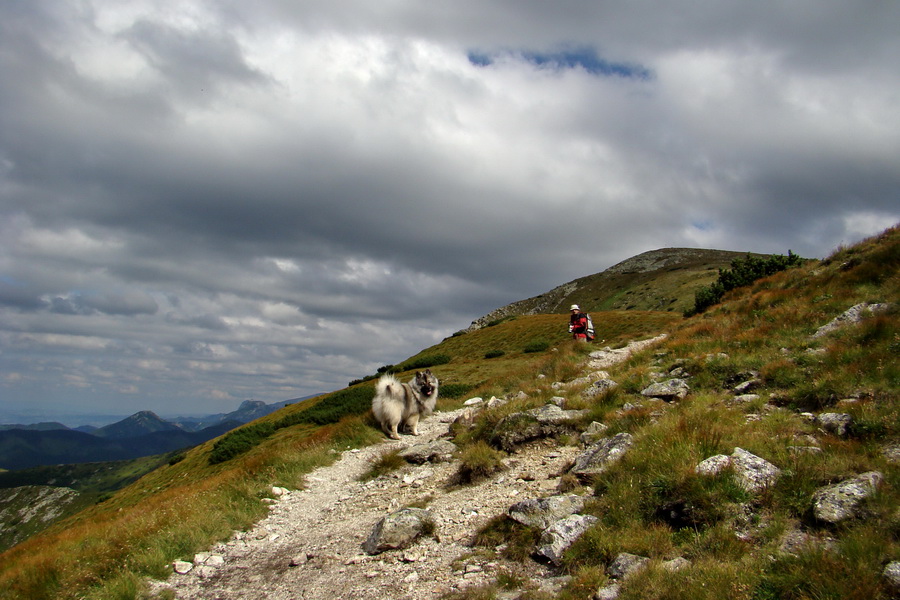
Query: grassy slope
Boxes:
[
  {"xmin": 473, "ymin": 248, "xmax": 776, "ymax": 323},
  {"xmin": 0, "ymin": 227, "xmax": 896, "ymax": 599},
  {"xmin": 0, "ymin": 454, "xmax": 176, "ymax": 553}
]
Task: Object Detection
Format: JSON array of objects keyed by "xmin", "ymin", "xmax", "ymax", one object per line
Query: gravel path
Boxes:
[
  {"xmin": 154, "ymin": 408, "xmax": 580, "ymax": 600},
  {"xmin": 152, "ymin": 337, "xmax": 667, "ymax": 599}
]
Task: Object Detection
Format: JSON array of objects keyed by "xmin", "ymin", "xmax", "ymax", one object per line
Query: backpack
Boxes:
[{"xmin": 585, "ymin": 313, "xmax": 595, "ymax": 341}]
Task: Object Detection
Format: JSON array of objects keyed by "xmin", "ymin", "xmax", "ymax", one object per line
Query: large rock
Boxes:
[
  {"xmin": 398, "ymin": 440, "xmax": 458, "ymax": 464},
  {"xmin": 580, "ymin": 421, "xmax": 610, "ymax": 445},
  {"xmin": 527, "ymin": 404, "xmax": 589, "ymax": 425},
  {"xmin": 812, "ymin": 471, "xmax": 883, "ymax": 524},
  {"xmin": 811, "ymin": 302, "xmax": 892, "ymax": 338},
  {"xmin": 640, "ymin": 378, "xmax": 690, "ymax": 401},
  {"xmin": 883, "ymin": 443, "xmax": 900, "ymax": 464},
  {"xmin": 695, "ymin": 448, "xmax": 781, "ymax": 494},
  {"xmin": 508, "ymin": 495, "xmax": 586, "ymax": 530},
  {"xmin": 817, "ymin": 413, "xmax": 853, "ymax": 437},
  {"xmin": 491, "ymin": 404, "xmax": 586, "ymax": 451},
  {"xmin": 607, "ymin": 552, "xmax": 649, "ymax": 580},
  {"xmin": 570, "ymin": 433, "xmax": 633, "ymax": 481},
  {"xmin": 534, "ymin": 514, "xmax": 598, "ymax": 565},
  {"xmin": 695, "ymin": 454, "xmax": 732, "ymax": 477},
  {"xmin": 731, "ymin": 448, "xmax": 781, "ymax": 493},
  {"xmin": 581, "ymin": 378, "xmax": 619, "ymax": 400},
  {"xmin": 363, "ymin": 508, "xmax": 436, "ymax": 555},
  {"xmin": 595, "ymin": 583, "xmax": 621, "ymax": 600}
]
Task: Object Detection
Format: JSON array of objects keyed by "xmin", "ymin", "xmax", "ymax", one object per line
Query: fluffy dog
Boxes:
[{"xmin": 371, "ymin": 369, "xmax": 439, "ymax": 440}]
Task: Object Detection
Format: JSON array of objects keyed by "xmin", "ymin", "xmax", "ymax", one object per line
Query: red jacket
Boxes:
[{"xmin": 570, "ymin": 312, "xmax": 589, "ymax": 337}]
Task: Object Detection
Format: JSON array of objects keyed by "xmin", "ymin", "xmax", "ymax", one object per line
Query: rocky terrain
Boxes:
[
  {"xmin": 150, "ymin": 306, "xmax": 900, "ymax": 599},
  {"xmin": 152, "ymin": 340, "xmax": 668, "ymax": 600}
]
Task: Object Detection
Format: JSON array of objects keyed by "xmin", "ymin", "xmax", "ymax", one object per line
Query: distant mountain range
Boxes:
[{"xmin": 0, "ymin": 396, "xmax": 320, "ymax": 471}]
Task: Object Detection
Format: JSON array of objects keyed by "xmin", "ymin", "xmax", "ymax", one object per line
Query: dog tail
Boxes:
[{"xmin": 374, "ymin": 373, "xmax": 401, "ymax": 397}]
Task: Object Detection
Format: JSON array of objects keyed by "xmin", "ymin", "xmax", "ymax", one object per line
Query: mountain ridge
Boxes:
[{"xmin": 466, "ymin": 247, "xmax": 772, "ymax": 331}]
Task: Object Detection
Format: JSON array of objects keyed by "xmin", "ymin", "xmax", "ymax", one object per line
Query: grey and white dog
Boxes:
[{"xmin": 371, "ymin": 369, "xmax": 439, "ymax": 439}]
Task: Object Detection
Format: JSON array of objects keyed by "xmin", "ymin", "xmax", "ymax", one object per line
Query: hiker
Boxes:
[{"xmin": 568, "ymin": 304, "xmax": 594, "ymax": 341}]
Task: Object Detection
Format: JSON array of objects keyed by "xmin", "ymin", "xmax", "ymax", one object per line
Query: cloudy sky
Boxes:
[{"xmin": 1, "ymin": 1, "xmax": 898, "ymax": 425}]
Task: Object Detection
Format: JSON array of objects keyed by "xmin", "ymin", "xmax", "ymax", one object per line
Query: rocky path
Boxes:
[
  {"xmin": 152, "ymin": 337, "xmax": 669, "ymax": 600},
  {"xmin": 153, "ymin": 408, "xmax": 581, "ymax": 600}
]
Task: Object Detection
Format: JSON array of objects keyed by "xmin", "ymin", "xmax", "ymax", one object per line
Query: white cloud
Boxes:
[{"xmin": 1, "ymin": 0, "xmax": 897, "ymax": 423}]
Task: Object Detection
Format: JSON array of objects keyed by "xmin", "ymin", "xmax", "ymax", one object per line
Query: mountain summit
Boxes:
[
  {"xmin": 467, "ymin": 247, "xmax": 769, "ymax": 330},
  {"xmin": 92, "ymin": 411, "xmax": 182, "ymax": 439}
]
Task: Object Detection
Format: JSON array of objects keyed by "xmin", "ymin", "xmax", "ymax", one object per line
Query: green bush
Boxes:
[
  {"xmin": 484, "ymin": 350, "xmax": 505, "ymax": 359},
  {"xmin": 396, "ymin": 354, "xmax": 451, "ymax": 371},
  {"xmin": 439, "ymin": 382, "xmax": 472, "ymax": 399},
  {"xmin": 451, "ymin": 441, "xmax": 507, "ymax": 485},
  {"xmin": 523, "ymin": 340, "xmax": 550, "ymax": 353},
  {"xmin": 209, "ymin": 422, "xmax": 277, "ymax": 465},
  {"xmin": 687, "ymin": 251, "xmax": 804, "ymax": 316},
  {"xmin": 209, "ymin": 386, "xmax": 375, "ymax": 464},
  {"xmin": 277, "ymin": 386, "xmax": 374, "ymax": 428}
]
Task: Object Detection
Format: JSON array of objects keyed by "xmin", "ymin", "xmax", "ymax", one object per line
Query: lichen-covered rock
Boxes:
[
  {"xmin": 731, "ymin": 447, "xmax": 781, "ymax": 493},
  {"xmin": 363, "ymin": 508, "xmax": 436, "ymax": 555},
  {"xmin": 640, "ymin": 378, "xmax": 690, "ymax": 401},
  {"xmin": 508, "ymin": 495, "xmax": 586, "ymax": 530},
  {"xmin": 811, "ymin": 302, "xmax": 893, "ymax": 338},
  {"xmin": 883, "ymin": 443, "xmax": 900, "ymax": 464},
  {"xmin": 527, "ymin": 404, "xmax": 589, "ymax": 425},
  {"xmin": 534, "ymin": 514, "xmax": 598, "ymax": 565},
  {"xmin": 695, "ymin": 454, "xmax": 731, "ymax": 476},
  {"xmin": 813, "ymin": 471, "xmax": 883, "ymax": 524},
  {"xmin": 662, "ymin": 557, "xmax": 690, "ymax": 572},
  {"xmin": 581, "ymin": 378, "xmax": 619, "ymax": 399},
  {"xmin": 490, "ymin": 404, "xmax": 585, "ymax": 451},
  {"xmin": 817, "ymin": 412, "xmax": 853, "ymax": 437},
  {"xmin": 607, "ymin": 552, "xmax": 649, "ymax": 579},
  {"xmin": 570, "ymin": 433, "xmax": 633, "ymax": 481},
  {"xmin": 694, "ymin": 448, "xmax": 781, "ymax": 494},
  {"xmin": 580, "ymin": 421, "xmax": 610, "ymax": 445},
  {"xmin": 595, "ymin": 583, "xmax": 621, "ymax": 600}
]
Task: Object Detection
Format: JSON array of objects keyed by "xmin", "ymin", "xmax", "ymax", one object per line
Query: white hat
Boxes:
[{"xmin": 570, "ymin": 304, "xmax": 580, "ymax": 311}]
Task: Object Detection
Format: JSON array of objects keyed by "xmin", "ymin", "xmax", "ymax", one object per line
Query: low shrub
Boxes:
[
  {"xmin": 523, "ymin": 340, "xmax": 550, "ymax": 353},
  {"xmin": 450, "ymin": 441, "xmax": 507, "ymax": 486},
  {"xmin": 358, "ymin": 449, "xmax": 405, "ymax": 482},
  {"xmin": 439, "ymin": 382, "xmax": 473, "ymax": 399},
  {"xmin": 396, "ymin": 354, "xmax": 451, "ymax": 371},
  {"xmin": 210, "ymin": 386, "xmax": 375, "ymax": 464},
  {"xmin": 209, "ymin": 422, "xmax": 277, "ymax": 465},
  {"xmin": 471, "ymin": 515, "xmax": 541, "ymax": 562}
]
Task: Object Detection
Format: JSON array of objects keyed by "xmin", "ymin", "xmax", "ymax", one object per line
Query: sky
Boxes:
[{"xmin": 1, "ymin": 1, "xmax": 898, "ymax": 425}]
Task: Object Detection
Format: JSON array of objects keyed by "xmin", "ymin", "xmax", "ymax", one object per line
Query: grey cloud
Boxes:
[{"xmin": 1, "ymin": 1, "xmax": 898, "ymax": 422}]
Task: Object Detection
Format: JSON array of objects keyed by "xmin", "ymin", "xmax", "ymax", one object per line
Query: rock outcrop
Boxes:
[
  {"xmin": 812, "ymin": 471, "xmax": 883, "ymax": 524},
  {"xmin": 363, "ymin": 507, "xmax": 436, "ymax": 555}
]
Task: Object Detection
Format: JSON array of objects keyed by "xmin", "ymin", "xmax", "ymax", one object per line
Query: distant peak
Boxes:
[
  {"xmin": 238, "ymin": 400, "xmax": 266, "ymax": 410},
  {"xmin": 605, "ymin": 248, "xmax": 710, "ymax": 274}
]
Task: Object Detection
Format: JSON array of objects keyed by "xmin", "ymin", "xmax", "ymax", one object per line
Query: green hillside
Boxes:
[
  {"xmin": 0, "ymin": 227, "xmax": 897, "ymax": 600},
  {"xmin": 466, "ymin": 248, "xmax": 777, "ymax": 329}
]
